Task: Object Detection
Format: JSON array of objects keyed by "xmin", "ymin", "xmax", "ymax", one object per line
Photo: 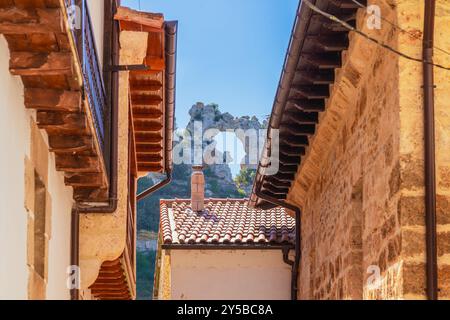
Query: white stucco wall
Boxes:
[
  {"xmin": 0, "ymin": 35, "xmax": 29, "ymax": 300},
  {"xmin": 86, "ymin": 0, "xmax": 105, "ymax": 69},
  {"xmin": 170, "ymin": 249, "xmax": 292, "ymax": 300},
  {"xmin": 0, "ymin": 35, "xmax": 73, "ymax": 300},
  {"xmin": 46, "ymin": 164, "xmax": 74, "ymax": 300}
]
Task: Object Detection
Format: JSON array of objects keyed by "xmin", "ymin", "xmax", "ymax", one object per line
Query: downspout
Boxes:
[
  {"xmin": 423, "ymin": 0, "xmax": 438, "ymax": 300},
  {"xmin": 255, "ymin": 190, "xmax": 301, "ymax": 300},
  {"xmin": 137, "ymin": 171, "xmax": 172, "ymax": 202},
  {"xmin": 70, "ymin": 207, "xmax": 80, "ymax": 300},
  {"xmin": 137, "ymin": 21, "xmax": 177, "ymax": 203}
]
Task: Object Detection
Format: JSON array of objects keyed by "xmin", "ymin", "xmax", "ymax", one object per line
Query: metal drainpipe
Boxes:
[
  {"xmin": 70, "ymin": 207, "xmax": 80, "ymax": 300},
  {"xmin": 423, "ymin": 0, "xmax": 438, "ymax": 300},
  {"xmin": 256, "ymin": 189, "xmax": 301, "ymax": 300},
  {"xmin": 137, "ymin": 171, "xmax": 172, "ymax": 202}
]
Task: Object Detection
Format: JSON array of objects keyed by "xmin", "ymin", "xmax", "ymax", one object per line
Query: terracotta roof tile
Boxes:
[{"xmin": 160, "ymin": 199, "xmax": 295, "ymax": 246}]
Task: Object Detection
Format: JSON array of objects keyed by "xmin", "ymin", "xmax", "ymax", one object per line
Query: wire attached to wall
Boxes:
[
  {"xmin": 302, "ymin": 0, "xmax": 450, "ymax": 71},
  {"xmin": 350, "ymin": 0, "xmax": 450, "ymax": 57}
]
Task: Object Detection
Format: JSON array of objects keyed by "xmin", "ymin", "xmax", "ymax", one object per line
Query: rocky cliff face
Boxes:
[
  {"xmin": 138, "ymin": 102, "xmax": 266, "ymax": 232},
  {"xmin": 187, "ymin": 102, "xmax": 266, "ymax": 133},
  {"xmin": 136, "ymin": 103, "xmax": 265, "ymax": 299}
]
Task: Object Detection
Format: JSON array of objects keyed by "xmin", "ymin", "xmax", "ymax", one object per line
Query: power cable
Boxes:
[
  {"xmin": 302, "ymin": 0, "xmax": 450, "ymax": 71},
  {"xmin": 350, "ymin": 0, "xmax": 450, "ymax": 57}
]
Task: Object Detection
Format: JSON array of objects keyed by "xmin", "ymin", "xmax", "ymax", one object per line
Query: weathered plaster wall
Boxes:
[
  {"xmin": 289, "ymin": 0, "xmax": 450, "ymax": 300},
  {"xmin": 170, "ymin": 250, "xmax": 291, "ymax": 300},
  {"xmin": 0, "ymin": 35, "xmax": 73, "ymax": 300},
  {"xmin": 79, "ymin": 31, "xmax": 148, "ymax": 288}
]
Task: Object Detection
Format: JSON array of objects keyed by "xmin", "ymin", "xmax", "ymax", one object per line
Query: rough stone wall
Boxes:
[
  {"xmin": 397, "ymin": 0, "xmax": 450, "ymax": 300},
  {"xmin": 289, "ymin": 0, "xmax": 450, "ymax": 300}
]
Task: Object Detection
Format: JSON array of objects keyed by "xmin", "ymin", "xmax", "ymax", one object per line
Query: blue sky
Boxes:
[{"xmin": 122, "ymin": 0, "xmax": 299, "ymax": 128}]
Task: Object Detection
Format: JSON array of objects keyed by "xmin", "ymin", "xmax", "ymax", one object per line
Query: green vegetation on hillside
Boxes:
[{"xmin": 136, "ymin": 250, "xmax": 156, "ymax": 300}]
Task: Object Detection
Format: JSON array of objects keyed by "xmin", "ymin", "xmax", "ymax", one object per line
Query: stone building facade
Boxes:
[{"xmin": 251, "ymin": 0, "xmax": 450, "ymax": 300}]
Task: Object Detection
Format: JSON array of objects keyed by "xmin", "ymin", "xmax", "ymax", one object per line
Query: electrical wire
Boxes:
[
  {"xmin": 350, "ymin": 0, "xmax": 450, "ymax": 56},
  {"xmin": 302, "ymin": 0, "xmax": 450, "ymax": 71}
]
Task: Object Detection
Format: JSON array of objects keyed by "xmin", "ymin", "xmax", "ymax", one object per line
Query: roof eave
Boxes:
[
  {"xmin": 163, "ymin": 20, "xmax": 178, "ymax": 173},
  {"xmin": 250, "ymin": 0, "xmax": 314, "ymax": 209}
]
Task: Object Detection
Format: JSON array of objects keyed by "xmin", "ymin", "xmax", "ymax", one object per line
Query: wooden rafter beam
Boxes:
[
  {"xmin": 90, "ymin": 284, "xmax": 129, "ymax": 290},
  {"xmin": 130, "ymin": 80, "xmax": 162, "ymax": 92},
  {"xmin": 133, "ymin": 120, "xmax": 163, "ymax": 132},
  {"xmin": 37, "ymin": 111, "xmax": 87, "ymax": 135},
  {"xmin": 280, "ymin": 124, "xmax": 316, "ymax": 136},
  {"xmin": 260, "ymin": 190, "xmax": 287, "ymax": 200},
  {"xmin": 132, "ymin": 108, "xmax": 163, "ymax": 120},
  {"xmin": 288, "ymin": 99, "xmax": 325, "ymax": 112},
  {"xmin": 24, "ymin": 88, "xmax": 81, "ymax": 112},
  {"xmin": 301, "ymin": 53, "xmax": 341, "ymax": 69},
  {"xmin": 272, "ymin": 172, "xmax": 296, "ymax": 182},
  {"xmin": 135, "ymin": 132, "xmax": 163, "ymax": 143},
  {"xmin": 137, "ymin": 164, "xmax": 163, "ymax": 172},
  {"xmin": 329, "ymin": 0, "xmax": 366, "ymax": 9},
  {"xmin": 283, "ymin": 111, "xmax": 318, "ymax": 124},
  {"xmin": 278, "ymin": 164, "xmax": 300, "ymax": 174},
  {"xmin": 137, "ymin": 154, "xmax": 163, "ymax": 163},
  {"xmin": 55, "ymin": 155, "xmax": 101, "ymax": 173},
  {"xmin": 10, "ymin": 51, "xmax": 73, "ymax": 76},
  {"xmin": 296, "ymin": 68, "xmax": 335, "ymax": 84},
  {"xmin": 292, "ymin": 85, "xmax": 330, "ymax": 99},
  {"xmin": 280, "ymin": 146, "xmax": 306, "ymax": 156},
  {"xmin": 307, "ymin": 34, "xmax": 349, "ymax": 52},
  {"xmin": 131, "ymin": 94, "xmax": 163, "ymax": 107},
  {"xmin": 280, "ymin": 134, "xmax": 309, "ymax": 147},
  {"xmin": 65, "ymin": 173, "xmax": 105, "ymax": 187},
  {"xmin": 279, "ymin": 154, "xmax": 301, "ymax": 166},
  {"xmin": 114, "ymin": 6, "xmax": 163, "ymax": 29},
  {"xmin": 262, "ymin": 182, "xmax": 289, "ymax": 194},
  {"xmin": 262, "ymin": 183, "xmax": 290, "ymax": 195},
  {"xmin": 136, "ymin": 144, "xmax": 162, "ymax": 153},
  {"xmin": 0, "ymin": 8, "xmax": 63, "ymax": 33},
  {"xmin": 48, "ymin": 135, "xmax": 94, "ymax": 154},
  {"xmin": 264, "ymin": 178, "xmax": 292, "ymax": 189}
]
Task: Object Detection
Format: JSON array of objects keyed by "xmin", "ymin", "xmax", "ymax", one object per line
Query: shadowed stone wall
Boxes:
[{"xmin": 289, "ymin": 0, "xmax": 450, "ymax": 300}]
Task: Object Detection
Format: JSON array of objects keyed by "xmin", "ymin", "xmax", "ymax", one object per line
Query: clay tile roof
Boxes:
[{"xmin": 160, "ymin": 199, "xmax": 295, "ymax": 246}]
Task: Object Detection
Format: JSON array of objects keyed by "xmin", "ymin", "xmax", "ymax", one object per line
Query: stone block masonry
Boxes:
[{"xmin": 289, "ymin": 0, "xmax": 450, "ymax": 300}]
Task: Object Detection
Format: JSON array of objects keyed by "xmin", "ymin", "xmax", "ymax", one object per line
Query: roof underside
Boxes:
[
  {"xmin": 0, "ymin": 0, "xmax": 110, "ymax": 202},
  {"xmin": 116, "ymin": 7, "xmax": 177, "ymax": 175},
  {"xmin": 251, "ymin": 0, "xmax": 365, "ymax": 209}
]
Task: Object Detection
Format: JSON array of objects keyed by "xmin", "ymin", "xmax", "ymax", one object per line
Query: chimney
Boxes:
[{"xmin": 191, "ymin": 165, "xmax": 205, "ymax": 212}]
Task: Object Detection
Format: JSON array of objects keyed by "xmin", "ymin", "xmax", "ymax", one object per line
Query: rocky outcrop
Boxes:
[
  {"xmin": 138, "ymin": 102, "xmax": 266, "ymax": 234},
  {"xmin": 187, "ymin": 102, "xmax": 266, "ymax": 134}
]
